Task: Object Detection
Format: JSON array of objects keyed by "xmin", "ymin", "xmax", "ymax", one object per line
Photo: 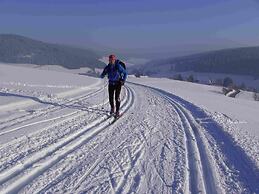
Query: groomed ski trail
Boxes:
[
  {"xmin": 0, "ymin": 83, "xmax": 108, "ymax": 139},
  {"xmin": 0, "ymin": 83, "xmax": 258, "ymax": 194}
]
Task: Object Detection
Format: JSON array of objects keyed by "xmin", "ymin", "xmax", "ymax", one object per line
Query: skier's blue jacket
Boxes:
[{"xmin": 100, "ymin": 60, "xmax": 127, "ymax": 84}]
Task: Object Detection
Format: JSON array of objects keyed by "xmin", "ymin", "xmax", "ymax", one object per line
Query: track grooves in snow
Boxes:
[
  {"xmin": 0, "ymin": 84, "xmax": 107, "ymax": 135},
  {"xmin": 1, "ymin": 81, "xmax": 258, "ymax": 194},
  {"xmin": 0, "ymin": 86, "xmax": 134, "ymax": 194},
  {"xmin": 0, "ymin": 98, "xmax": 110, "ymax": 137},
  {"xmin": 0, "ymin": 85, "xmax": 103, "ymax": 124},
  {"xmin": 0, "ymin": 86, "xmax": 112, "ymax": 169},
  {"xmin": 0, "ymin": 108, "xmax": 105, "ymax": 173},
  {"xmin": 161, "ymin": 94, "xmax": 221, "ymax": 194},
  {"xmin": 132, "ymin": 82, "xmax": 259, "ymax": 194},
  {"xmin": 154, "ymin": 88, "xmax": 259, "ymax": 194},
  {"xmin": 0, "ymin": 86, "xmax": 116, "ymax": 174},
  {"xmin": 114, "ymin": 144, "xmax": 144, "ymax": 194},
  {"xmin": 68, "ymin": 85, "xmax": 184, "ymax": 193},
  {"xmin": 71, "ymin": 129, "xmax": 142, "ymax": 193}
]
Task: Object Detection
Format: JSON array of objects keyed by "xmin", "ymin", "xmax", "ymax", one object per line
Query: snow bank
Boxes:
[
  {"xmin": 0, "ymin": 63, "xmax": 101, "ymax": 109},
  {"xmin": 129, "ymin": 77, "xmax": 259, "ymax": 137}
]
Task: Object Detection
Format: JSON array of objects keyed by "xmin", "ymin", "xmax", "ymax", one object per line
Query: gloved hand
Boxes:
[{"xmin": 120, "ymin": 80, "xmax": 125, "ymax": 86}]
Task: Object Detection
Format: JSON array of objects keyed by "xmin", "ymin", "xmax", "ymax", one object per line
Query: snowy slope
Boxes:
[
  {"xmin": 0, "ymin": 63, "xmax": 100, "ymax": 106},
  {"xmin": 235, "ymin": 90, "xmax": 255, "ymax": 101},
  {"xmin": 129, "ymin": 77, "xmax": 259, "ymax": 135},
  {"xmin": 0, "ymin": 64, "xmax": 258, "ymax": 194}
]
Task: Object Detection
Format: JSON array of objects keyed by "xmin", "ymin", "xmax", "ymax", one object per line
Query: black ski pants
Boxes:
[{"xmin": 108, "ymin": 82, "xmax": 122, "ymax": 112}]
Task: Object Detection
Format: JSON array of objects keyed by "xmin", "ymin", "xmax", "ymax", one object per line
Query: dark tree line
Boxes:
[{"xmin": 0, "ymin": 34, "xmax": 105, "ymax": 69}]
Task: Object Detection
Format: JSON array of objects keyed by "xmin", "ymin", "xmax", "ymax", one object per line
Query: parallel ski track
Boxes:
[
  {"xmin": 0, "ymin": 85, "xmax": 134, "ymax": 194},
  {"xmin": 0, "ymin": 83, "xmax": 108, "ymax": 134},
  {"xmin": 159, "ymin": 93, "xmax": 221, "ymax": 194},
  {"xmin": 29, "ymin": 85, "xmax": 148, "ymax": 194},
  {"xmin": 0, "ymin": 98, "xmax": 109, "ymax": 173},
  {"xmin": 70, "ymin": 128, "xmax": 143, "ymax": 194},
  {"xmin": 2, "ymin": 82, "xmax": 258, "ymax": 194},
  {"xmin": 131, "ymin": 82, "xmax": 259, "ymax": 194},
  {"xmin": 130, "ymin": 82, "xmax": 221, "ymax": 194},
  {"xmin": 0, "ymin": 87, "xmax": 124, "ymax": 171},
  {"xmin": 0, "ymin": 97, "xmax": 110, "ymax": 138},
  {"xmin": 153, "ymin": 86, "xmax": 259, "ymax": 194},
  {"xmin": 0, "ymin": 85, "xmax": 116, "ymax": 174},
  {"xmin": 67, "ymin": 84, "xmax": 178, "ymax": 194}
]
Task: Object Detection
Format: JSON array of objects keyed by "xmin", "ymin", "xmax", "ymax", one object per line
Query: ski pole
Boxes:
[{"xmin": 102, "ymin": 78, "xmax": 106, "ymax": 109}]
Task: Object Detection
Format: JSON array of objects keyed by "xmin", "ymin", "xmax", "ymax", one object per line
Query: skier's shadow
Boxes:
[{"xmin": 0, "ymin": 92, "xmax": 109, "ymax": 116}]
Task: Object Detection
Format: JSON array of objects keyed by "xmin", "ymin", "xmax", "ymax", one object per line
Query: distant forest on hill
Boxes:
[{"xmin": 0, "ymin": 34, "xmax": 105, "ymax": 69}]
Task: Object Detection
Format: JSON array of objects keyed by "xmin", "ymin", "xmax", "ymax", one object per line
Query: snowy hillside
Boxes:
[
  {"xmin": 130, "ymin": 46, "xmax": 259, "ymax": 91},
  {"xmin": 0, "ymin": 34, "xmax": 105, "ymax": 69},
  {"xmin": 0, "ymin": 64, "xmax": 258, "ymax": 193},
  {"xmin": 139, "ymin": 46, "xmax": 259, "ymax": 77}
]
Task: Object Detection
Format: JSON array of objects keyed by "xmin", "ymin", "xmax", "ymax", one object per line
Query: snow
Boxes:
[
  {"xmin": 0, "ymin": 63, "xmax": 101, "ymax": 108},
  {"xmin": 0, "ymin": 63, "xmax": 258, "ymax": 194},
  {"xmin": 129, "ymin": 77, "xmax": 259, "ymax": 136},
  {"xmin": 0, "ymin": 63, "xmax": 97, "ymax": 88},
  {"xmin": 129, "ymin": 77, "xmax": 259, "ymax": 182},
  {"xmin": 236, "ymin": 90, "xmax": 255, "ymax": 101}
]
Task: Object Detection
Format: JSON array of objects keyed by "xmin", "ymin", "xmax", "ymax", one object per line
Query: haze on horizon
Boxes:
[{"xmin": 1, "ymin": 0, "xmax": 259, "ymax": 58}]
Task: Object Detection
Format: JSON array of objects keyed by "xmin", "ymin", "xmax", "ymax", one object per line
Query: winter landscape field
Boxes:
[
  {"xmin": 0, "ymin": 63, "xmax": 258, "ymax": 194},
  {"xmin": 1, "ymin": 0, "xmax": 259, "ymax": 193}
]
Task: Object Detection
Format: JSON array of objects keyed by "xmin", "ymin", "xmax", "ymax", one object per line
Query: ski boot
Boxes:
[{"xmin": 110, "ymin": 107, "xmax": 115, "ymax": 116}]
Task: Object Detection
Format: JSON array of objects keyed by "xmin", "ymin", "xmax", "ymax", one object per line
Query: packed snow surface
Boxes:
[{"xmin": 0, "ymin": 64, "xmax": 258, "ymax": 194}]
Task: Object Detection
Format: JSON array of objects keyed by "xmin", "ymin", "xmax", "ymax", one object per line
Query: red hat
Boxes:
[{"xmin": 109, "ymin": 54, "xmax": 116, "ymax": 59}]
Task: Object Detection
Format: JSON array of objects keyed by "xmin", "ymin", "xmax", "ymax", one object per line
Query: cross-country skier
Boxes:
[{"xmin": 100, "ymin": 54, "xmax": 127, "ymax": 118}]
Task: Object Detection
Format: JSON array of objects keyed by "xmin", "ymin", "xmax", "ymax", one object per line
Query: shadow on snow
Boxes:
[{"xmin": 0, "ymin": 92, "xmax": 109, "ymax": 116}]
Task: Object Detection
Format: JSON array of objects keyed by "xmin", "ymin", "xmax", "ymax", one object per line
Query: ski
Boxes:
[{"xmin": 110, "ymin": 113, "xmax": 123, "ymax": 124}]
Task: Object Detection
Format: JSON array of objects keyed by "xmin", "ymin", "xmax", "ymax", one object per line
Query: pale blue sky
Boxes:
[{"xmin": 1, "ymin": 0, "xmax": 259, "ymax": 57}]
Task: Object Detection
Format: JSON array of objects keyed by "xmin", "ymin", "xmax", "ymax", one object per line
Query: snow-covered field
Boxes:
[{"xmin": 0, "ymin": 64, "xmax": 258, "ymax": 194}]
